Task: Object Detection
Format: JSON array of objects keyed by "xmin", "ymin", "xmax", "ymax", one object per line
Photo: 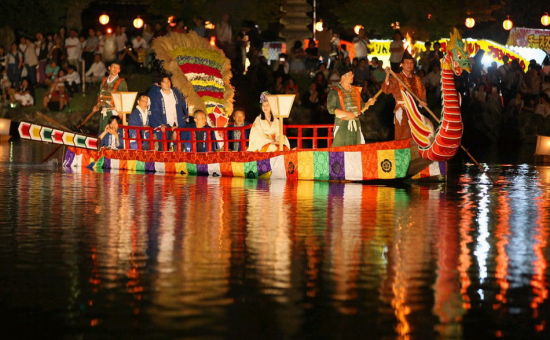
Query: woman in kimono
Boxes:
[{"xmin": 247, "ymin": 92, "xmax": 290, "ymax": 152}]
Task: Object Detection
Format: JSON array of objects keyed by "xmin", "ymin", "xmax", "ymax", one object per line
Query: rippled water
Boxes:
[{"xmin": 1, "ymin": 141, "xmax": 550, "ymax": 339}]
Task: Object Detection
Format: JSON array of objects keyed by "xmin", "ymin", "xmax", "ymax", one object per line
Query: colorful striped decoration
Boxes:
[
  {"xmin": 63, "ymin": 140, "xmax": 444, "ymax": 182},
  {"xmin": 18, "ymin": 121, "xmax": 98, "ymax": 150}
]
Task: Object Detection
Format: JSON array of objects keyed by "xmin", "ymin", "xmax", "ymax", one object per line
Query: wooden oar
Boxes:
[
  {"xmin": 41, "ymin": 108, "xmax": 98, "ymax": 163},
  {"xmin": 361, "ymin": 89, "xmax": 383, "ymax": 113},
  {"xmin": 386, "ymin": 68, "xmax": 495, "ymax": 183}
]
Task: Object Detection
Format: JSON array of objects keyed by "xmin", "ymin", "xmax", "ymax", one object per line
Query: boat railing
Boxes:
[{"xmin": 117, "ymin": 124, "xmax": 334, "ymax": 152}]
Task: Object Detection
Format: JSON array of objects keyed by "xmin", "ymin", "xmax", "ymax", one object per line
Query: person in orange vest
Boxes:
[
  {"xmin": 327, "ymin": 66, "xmax": 365, "ymax": 146},
  {"xmin": 92, "ymin": 62, "xmax": 128, "ymax": 133}
]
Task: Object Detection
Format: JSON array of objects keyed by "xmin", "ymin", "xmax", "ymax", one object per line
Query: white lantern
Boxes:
[
  {"xmin": 465, "ymin": 17, "xmax": 475, "ymax": 28},
  {"xmin": 266, "ymin": 94, "xmax": 295, "ymax": 151},
  {"xmin": 0, "ymin": 118, "xmax": 11, "ymax": 136},
  {"xmin": 112, "ymin": 92, "xmax": 138, "ymax": 125},
  {"xmin": 354, "ymin": 25, "xmax": 364, "ymax": 35},
  {"xmin": 542, "ymin": 13, "xmax": 550, "ymax": 26},
  {"xmin": 503, "ymin": 17, "xmax": 513, "ymax": 31},
  {"xmin": 133, "ymin": 17, "xmax": 144, "ymax": 29},
  {"xmin": 314, "ymin": 20, "xmax": 324, "ymax": 32},
  {"xmin": 535, "ymin": 135, "xmax": 550, "ymax": 156},
  {"xmin": 99, "ymin": 14, "xmax": 110, "ymax": 26}
]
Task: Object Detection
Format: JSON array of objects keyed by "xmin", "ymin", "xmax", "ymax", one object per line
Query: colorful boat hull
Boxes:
[{"xmin": 64, "ymin": 140, "xmax": 445, "ymax": 181}]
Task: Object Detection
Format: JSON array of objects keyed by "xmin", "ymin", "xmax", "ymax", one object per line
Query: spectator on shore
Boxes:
[
  {"xmin": 305, "ymin": 39, "xmax": 319, "ymax": 72},
  {"xmin": 7, "ymin": 43, "xmax": 23, "ymax": 88},
  {"xmin": 115, "ymin": 26, "xmax": 128, "ymax": 57},
  {"xmin": 44, "ymin": 60, "xmax": 60, "ymax": 85},
  {"xmin": 83, "ymin": 28, "xmax": 98, "ymax": 69},
  {"xmin": 192, "ymin": 16, "xmax": 206, "ymax": 37},
  {"xmin": 65, "ymin": 29, "xmax": 81, "ymax": 70},
  {"xmin": 353, "ymin": 27, "xmax": 370, "ymax": 61},
  {"xmin": 85, "ymin": 54, "xmax": 106, "ymax": 83},
  {"xmin": 43, "ymin": 71, "xmax": 69, "ymax": 111},
  {"xmin": 61, "ymin": 66, "xmax": 80, "ymax": 95},
  {"xmin": 389, "ymin": 31, "xmax": 404, "ymax": 72},
  {"xmin": 289, "ymin": 40, "xmax": 306, "ymax": 74},
  {"xmin": 35, "ymin": 33, "xmax": 49, "ymax": 85}
]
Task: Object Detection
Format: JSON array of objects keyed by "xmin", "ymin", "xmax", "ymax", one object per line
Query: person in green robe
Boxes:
[
  {"xmin": 327, "ymin": 66, "xmax": 365, "ymax": 147},
  {"xmin": 92, "ymin": 62, "xmax": 128, "ymax": 133}
]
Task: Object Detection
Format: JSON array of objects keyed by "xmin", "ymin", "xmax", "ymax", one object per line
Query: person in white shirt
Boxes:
[
  {"xmin": 389, "ymin": 31, "xmax": 404, "ymax": 72},
  {"xmin": 128, "ymin": 94, "xmax": 152, "ymax": 150},
  {"xmin": 65, "ymin": 30, "xmax": 82, "ymax": 69},
  {"xmin": 61, "ymin": 66, "xmax": 80, "ymax": 95},
  {"xmin": 115, "ymin": 26, "xmax": 128, "ymax": 55},
  {"xmin": 20, "ymin": 37, "xmax": 38, "ymax": 86},
  {"xmin": 85, "ymin": 54, "xmax": 107, "ymax": 83},
  {"xmin": 352, "ymin": 28, "xmax": 370, "ymax": 61}
]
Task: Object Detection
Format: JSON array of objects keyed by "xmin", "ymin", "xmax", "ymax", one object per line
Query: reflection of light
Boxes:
[{"xmin": 474, "ymin": 184, "xmax": 490, "ymax": 288}]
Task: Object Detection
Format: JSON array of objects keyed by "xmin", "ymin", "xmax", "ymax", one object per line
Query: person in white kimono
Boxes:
[{"xmin": 247, "ymin": 92, "xmax": 290, "ymax": 152}]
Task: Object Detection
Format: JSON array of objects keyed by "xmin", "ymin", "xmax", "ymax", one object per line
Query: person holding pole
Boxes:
[
  {"xmin": 381, "ymin": 52, "xmax": 427, "ymax": 140},
  {"xmin": 247, "ymin": 91, "xmax": 289, "ymax": 152},
  {"xmin": 92, "ymin": 62, "xmax": 128, "ymax": 133}
]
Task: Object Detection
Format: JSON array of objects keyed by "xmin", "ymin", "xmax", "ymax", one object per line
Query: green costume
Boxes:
[
  {"xmin": 327, "ymin": 84, "xmax": 365, "ymax": 147},
  {"xmin": 97, "ymin": 75, "xmax": 128, "ymax": 133}
]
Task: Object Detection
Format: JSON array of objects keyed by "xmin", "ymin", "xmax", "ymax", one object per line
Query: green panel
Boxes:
[
  {"xmin": 42, "ymin": 128, "xmax": 53, "ymax": 142},
  {"xmin": 75, "ymin": 135, "xmax": 87, "ymax": 147},
  {"xmin": 313, "ymin": 151, "xmax": 329, "ymax": 180},
  {"xmin": 93, "ymin": 157, "xmax": 105, "ymax": 170},
  {"xmin": 186, "ymin": 163, "xmax": 197, "ymax": 175},
  {"xmin": 136, "ymin": 161, "xmax": 145, "ymax": 172},
  {"xmin": 244, "ymin": 161, "xmax": 258, "ymax": 179},
  {"xmin": 395, "ymin": 148, "xmax": 411, "ymax": 178}
]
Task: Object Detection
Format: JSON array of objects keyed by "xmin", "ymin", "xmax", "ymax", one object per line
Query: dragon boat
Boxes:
[{"xmin": 6, "ymin": 29, "xmax": 471, "ymax": 183}]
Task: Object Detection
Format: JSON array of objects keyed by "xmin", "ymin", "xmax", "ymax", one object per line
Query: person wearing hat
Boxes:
[
  {"xmin": 381, "ymin": 52, "xmax": 427, "ymax": 140},
  {"xmin": 326, "ymin": 66, "xmax": 365, "ymax": 147},
  {"xmin": 247, "ymin": 91, "xmax": 290, "ymax": 152}
]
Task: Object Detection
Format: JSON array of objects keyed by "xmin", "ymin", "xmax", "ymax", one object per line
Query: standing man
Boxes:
[
  {"xmin": 65, "ymin": 29, "xmax": 82, "ymax": 71},
  {"xmin": 389, "ymin": 31, "xmax": 404, "ymax": 72},
  {"xmin": 381, "ymin": 53, "xmax": 427, "ymax": 140},
  {"xmin": 93, "ymin": 62, "xmax": 128, "ymax": 133},
  {"xmin": 327, "ymin": 66, "xmax": 365, "ymax": 146},
  {"xmin": 20, "ymin": 37, "xmax": 38, "ymax": 87},
  {"xmin": 352, "ymin": 27, "xmax": 370, "ymax": 62},
  {"xmin": 148, "ymin": 75, "xmax": 188, "ymax": 150},
  {"xmin": 128, "ymin": 93, "xmax": 151, "ymax": 150}
]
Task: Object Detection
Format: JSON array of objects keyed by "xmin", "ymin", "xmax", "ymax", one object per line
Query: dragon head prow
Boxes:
[{"xmin": 447, "ymin": 27, "xmax": 471, "ymax": 75}]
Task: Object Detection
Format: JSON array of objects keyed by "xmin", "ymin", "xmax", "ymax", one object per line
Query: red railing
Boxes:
[{"xmin": 116, "ymin": 124, "xmax": 334, "ymax": 151}]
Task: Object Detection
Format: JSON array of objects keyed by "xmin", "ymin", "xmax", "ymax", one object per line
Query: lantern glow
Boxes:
[
  {"xmin": 354, "ymin": 25, "xmax": 364, "ymax": 35},
  {"xmin": 465, "ymin": 17, "xmax": 475, "ymax": 28},
  {"xmin": 99, "ymin": 14, "xmax": 110, "ymax": 26},
  {"xmin": 503, "ymin": 17, "xmax": 513, "ymax": 30},
  {"xmin": 133, "ymin": 17, "xmax": 144, "ymax": 29},
  {"xmin": 314, "ymin": 20, "xmax": 324, "ymax": 32},
  {"xmin": 542, "ymin": 13, "xmax": 550, "ymax": 26}
]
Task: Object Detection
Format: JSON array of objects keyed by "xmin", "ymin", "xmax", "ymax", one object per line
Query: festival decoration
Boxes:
[
  {"xmin": 535, "ymin": 135, "xmax": 550, "ymax": 156},
  {"xmin": 65, "ymin": 140, "xmax": 446, "ymax": 181},
  {"xmin": 18, "ymin": 122, "xmax": 98, "ymax": 150},
  {"xmin": 465, "ymin": 17, "xmax": 475, "ymax": 28},
  {"xmin": 400, "ymin": 28, "xmax": 471, "ymax": 162},
  {"xmin": 354, "ymin": 25, "xmax": 364, "ymax": 35},
  {"xmin": 167, "ymin": 16, "xmax": 176, "ymax": 27},
  {"xmin": 541, "ymin": 13, "xmax": 550, "ymax": 27},
  {"xmin": 133, "ymin": 17, "xmax": 144, "ymax": 29},
  {"xmin": 503, "ymin": 17, "xmax": 513, "ymax": 31},
  {"xmin": 266, "ymin": 94, "xmax": 295, "ymax": 151},
  {"xmin": 152, "ymin": 31, "xmax": 234, "ymax": 124},
  {"xmin": 99, "ymin": 14, "xmax": 109, "ymax": 25}
]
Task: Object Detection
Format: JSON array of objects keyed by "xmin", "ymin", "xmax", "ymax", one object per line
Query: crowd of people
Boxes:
[{"xmin": 2, "ymin": 17, "xmax": 550, "ymax": 149}]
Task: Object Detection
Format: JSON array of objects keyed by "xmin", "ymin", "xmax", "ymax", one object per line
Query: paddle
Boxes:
[
  {"xmin": 41, "ymin": 108, "xmax": 99, "ymax": 163},
  {"xmin": 386, "ymin": 68, "xmax": 496, "ymax": 184},
  {"xmin": 361, "ymin": 89, "xmax": 383, "ymax": 113}
]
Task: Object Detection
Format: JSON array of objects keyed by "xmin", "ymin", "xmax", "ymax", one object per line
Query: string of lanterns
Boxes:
[{"xmin": 465, "ymin": 13, "xmax": 550, "ymax": 30}]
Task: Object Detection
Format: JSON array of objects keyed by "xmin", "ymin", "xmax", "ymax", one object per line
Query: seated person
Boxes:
[
  {"xmin": 228, "ymin": 108, "xmax": 250, "ymax": 151},
  {"xmin": 13, "ymin": 79, "xmax": 34, "ymax": 107},
  {"xmin": 98, "ymin": 116, "xmax": 123, "ymax": 149},
  {"xmin": 61, "ymin": 66, "xmax": 80, "ymax": 95},
  {"xmin": 186, "ymin": 110, "xmax": 216, "ymax": 152},
  {"xmin": 44, "ymin": 60, "xmax": 60, "ymax": 85},
  {"xmin": 85, "ymin": 54, "xmax": 107, "ymax": 83},
  {"xmin": 247, "ymin": 91, "xmax": 290, "ymax": 152},
  {"xmin": 42, "ymin": 72, "xmax": 69, "ymax": 111},
  {"xmin": 127, "ymin": 93, "xmax": 151, "ymax": 150}
]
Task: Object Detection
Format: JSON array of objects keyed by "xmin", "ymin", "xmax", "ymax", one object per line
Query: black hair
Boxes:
[{"xmin": 109, "ymin": 116, "xmax": 122, "ymax": 124}]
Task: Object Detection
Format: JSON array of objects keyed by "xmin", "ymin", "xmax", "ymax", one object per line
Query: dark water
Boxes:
[{"xmin": 1, "ymin": 141, "xmax": 550, "ymax": 339}]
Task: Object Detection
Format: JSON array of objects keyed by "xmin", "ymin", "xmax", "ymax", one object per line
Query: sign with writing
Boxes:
[{"xmin": 506, "ymin": 27, "xmax": 550, "ymax": 49}]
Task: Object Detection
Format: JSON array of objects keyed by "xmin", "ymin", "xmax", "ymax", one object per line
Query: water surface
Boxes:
[{"xmin": 1, "ymin": 141, "xmax": 549, "ymax": 339}]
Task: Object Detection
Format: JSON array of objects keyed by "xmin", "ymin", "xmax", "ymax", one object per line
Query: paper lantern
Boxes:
[
  {"xmin": 503, "ymin": 17, "xmax": 513, "ymax": 31},
  {"xmin": 542, "ymin": 13, "xmax": 550, "ymax": 27},
  {"xmin": 167, "ymin": 15, "xmax": 176, "ymax": 27},
  {"xmin": 205, "ymin": 21, "xmax": 215, "ymax": 30},
  {"xmin": 112, "ymin": 92, "xmax": 138, "ymax": 125},
  {"xmin": 314, "ymin": 20, "xmax": 324, "ymax": 32},
  {"xmin": 99, "ymin": 14, "xmax": 109, "ymax": 25},
  {"xmin": 0, "ymin": 118, "xmax": 11, "ymax": 136},
  {"xmin": 266, "ymin": 94, "xmax": 295, "ymax": 119},
  {"xmin": 465, "ymin": 17, "xmax": 475, "ymax": 28},
  {"xmin": 354, "ymin": 25, "xmax": 364, "ymax": 35},
  {"xmin": 133, "ymin": 17, "xmax": 144, "ymax": 29},
  {"xmin": 535, "ymin": 135, "xmax": 550, "ymax": 156}
]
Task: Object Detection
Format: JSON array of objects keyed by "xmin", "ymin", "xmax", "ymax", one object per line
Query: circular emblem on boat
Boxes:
[
  {"xmin": 288, "ymin": 161, "xmax": 295, "ymax": 174},
  {"xmin": 246, "ymin": 170, "xmax": 256, "ymax": 179},
  {"xmin": 381, "ymin": 159, "xmax": 392, "ymax": 173}
]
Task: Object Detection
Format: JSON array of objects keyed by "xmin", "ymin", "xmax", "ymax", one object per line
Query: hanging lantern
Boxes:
[
  {"xmin": 465, "ymin": 17, "xmax": 475, "ymax": 28},
  {"xmin": 354, "ymin": 25, "xmax": 364, "ymax": 35},
  {"xmin": 314, "ymin": 20, "xmax": 324, "ymax": 32},
  {"xmin": 99, "ymin": 14, "xmax": 110, "ymax": 26},
  {"xmin": 133, "ymin": 16, "xmax": 144, "ymax": 29},
  {"xmin": 106, "ymin": 27, "xmax": 113, "ymax": 34},
  {"xmin": 542, "ymin": 13, "xmax": 550, "ymax": 26},
  {"xmin": 167, "ymin": 15, "xmax": 176, "ymax": 27},
  {"xmin": 205, "ymin": 21, "xmax": 215, "ymax": 30},
  {"xmin": 503, "ymin": 16, "xmax": 513, "ymax": 31}
]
